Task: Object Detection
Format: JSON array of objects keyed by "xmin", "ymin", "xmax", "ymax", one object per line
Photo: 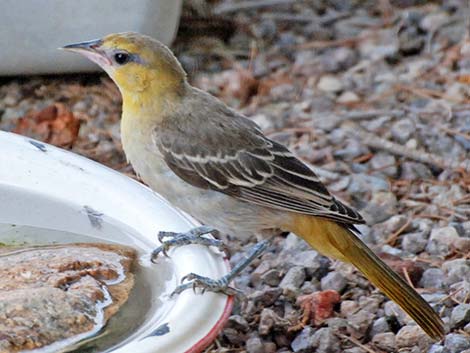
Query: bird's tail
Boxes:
[{"xmin": 288, "ymin": 215, "xmax": 445, "ymax": 340}]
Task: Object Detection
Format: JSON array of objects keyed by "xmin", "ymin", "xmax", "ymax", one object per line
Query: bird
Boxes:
[{"xmin": 62, "ymin": 32, "xmax": 445, "ymax": 340}]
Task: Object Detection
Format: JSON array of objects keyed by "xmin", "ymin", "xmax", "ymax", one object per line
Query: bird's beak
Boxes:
[
  {"xmin": 61, "ymin": 38, "xmax": 111, "ymax": 67},
  {"xmin": 61, "ymin": 38, "xmax": 102, "ymax": 52}
]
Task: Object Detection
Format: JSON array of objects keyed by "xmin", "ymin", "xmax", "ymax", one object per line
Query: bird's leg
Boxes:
[
  {"xmin": 151, "ymin": 226, "xmax": 226, "ymax": 261},
  {"xmin": 171, "ymin": 239, "xmax": 270, "ymax": 297}
]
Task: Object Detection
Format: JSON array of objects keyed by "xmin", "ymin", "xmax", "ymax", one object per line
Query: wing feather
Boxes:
[
  {"xmin": 154, "ymin": 92, "xmax": 364, "ymax": 225},
  {"xmin": 157, "ymin": 138, "xmax": 363, "ymax": 224}
]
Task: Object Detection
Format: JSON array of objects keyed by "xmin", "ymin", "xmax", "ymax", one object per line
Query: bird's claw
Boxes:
[
  {"xmin": 170, "ymin": 240, "xmax": 270, "ymax": 298},
  {"xmin": 151, "ymin": 243, "xmax": 171, "ymax": 258},
  {"xmin": 151, "ymin": 226, "xmax": 225, "ymax": 263},
  {"xmin": 171, "ymin": 272, "xmax": 244, "ymax": 298}
]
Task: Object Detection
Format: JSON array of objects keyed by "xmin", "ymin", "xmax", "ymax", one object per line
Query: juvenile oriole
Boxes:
[{"xmin": 63, "ymin": 32, "xmax": 445, "ymax": 340}]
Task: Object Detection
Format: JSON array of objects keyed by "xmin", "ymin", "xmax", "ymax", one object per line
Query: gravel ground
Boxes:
[{"xmin": 1, "ymin": 1, "xmax": 470, "ymax": 352}]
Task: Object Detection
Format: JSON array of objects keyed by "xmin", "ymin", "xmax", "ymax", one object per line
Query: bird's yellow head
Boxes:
[{"xmin": 62, "ymin": 32, "xmax": 187, "ymax": 99}]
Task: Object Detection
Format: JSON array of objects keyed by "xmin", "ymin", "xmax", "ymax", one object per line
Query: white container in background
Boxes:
[{"xmin": 0, "ymin": 0, "xmax": 182, "ymax": 75}]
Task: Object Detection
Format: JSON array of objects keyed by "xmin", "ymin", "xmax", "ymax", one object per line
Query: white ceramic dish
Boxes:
[
  {"xmin": 0, "ymin": 0, "xmax": 182, "ymax": 75},
  {"xmin": 0, "ymin": 131, "xmax": 233, "ymax": 353}
]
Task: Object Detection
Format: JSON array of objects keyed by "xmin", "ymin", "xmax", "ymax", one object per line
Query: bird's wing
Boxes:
[{"xmin": 155, "ymin": 100, "xmax": 364, "ymax": 225}]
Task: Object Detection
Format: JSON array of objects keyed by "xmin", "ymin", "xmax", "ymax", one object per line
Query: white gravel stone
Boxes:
[
  {"xmin": 426, "ymin": 226, "xmax": 460, "ymax": 255},
  {"xmin": 336, "ymin": 91, "xmax": 360, "ymax": 103},
  {"xmin": 317, "ymin": 75, "xmax": 343, "ymax": 93}
]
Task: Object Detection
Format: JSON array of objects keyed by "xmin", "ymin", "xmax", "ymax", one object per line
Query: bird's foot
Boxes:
[
  {"xmin": 171, "ymin": 273, "xmax": 242, "ymax": 297},
  {"xmin": 151, "ymin": 226, "xmax": 226, "ymax": 262},
  {"xmin": 171, "ymin": 240, "xmax": 269, "ymax": 297}
]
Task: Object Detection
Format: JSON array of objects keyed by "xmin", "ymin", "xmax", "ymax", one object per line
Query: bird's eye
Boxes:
[{"xmin": 114, "ymin": 52, "xmax": 130, "ymax": 65}]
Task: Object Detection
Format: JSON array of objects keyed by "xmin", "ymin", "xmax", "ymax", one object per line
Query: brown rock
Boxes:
[
  {"xmin": 379, "ymin": 253, "xmax": 424, "ymax": 286},
  {"xmin": 13, "ymin": 103, "xmax": 81, "ymax": 149},
  {"xmin": 296, "ymin": 290, "xmax": 341, "ymax": 326},
  {"xmin": 372, "ymin": 332, "xmax": 396, "ymax": 352},
  {"xmin": 396, "ymin": 325, "xmax": 433, "ymax": 351},
  {"xmin": 0, "ymin": 243, "xmax": 136, "ymax": 352}
]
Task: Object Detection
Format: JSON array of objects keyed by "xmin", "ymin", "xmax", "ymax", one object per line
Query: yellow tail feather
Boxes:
[{"xmin": 288, "ymin": 215, "xmax": 445, "ymax": 340}]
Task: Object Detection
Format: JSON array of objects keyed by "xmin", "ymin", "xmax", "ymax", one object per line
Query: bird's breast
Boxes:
[
  {"xmin": 121, "ymin": 114, "xmax": 209, "ymax": 213},
  {"xmin": 121, "ymin": 116, "xmax": 179, "ymax": 193}
]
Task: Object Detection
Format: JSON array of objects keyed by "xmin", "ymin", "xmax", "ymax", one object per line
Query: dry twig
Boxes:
[
  {"xmin": 402, "ymin": 267, "xmax": 415, "ymax": 289},
  {"xmin": 336, "ymin": 333, "xmax": 378, "ymax": 353},
  {"xmin": 343, "ymin": 123, "xmax": 470, "ymax": 172},
  {"xmin": 339, "ymin": 109, "xmax": 405, "ymax": 121},
  {"xmin": 386, "ymin": 218, "xmax": 412, "ymax": 246}
]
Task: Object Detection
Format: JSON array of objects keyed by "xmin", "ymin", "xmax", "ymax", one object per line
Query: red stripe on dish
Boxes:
[
  {"xmin": 185, "ymin": 295, "xmax": 234, "ymax": 353},
  {"xmin": 185, "ymin": 258, "xmax": 235, "ymax": 353}
]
